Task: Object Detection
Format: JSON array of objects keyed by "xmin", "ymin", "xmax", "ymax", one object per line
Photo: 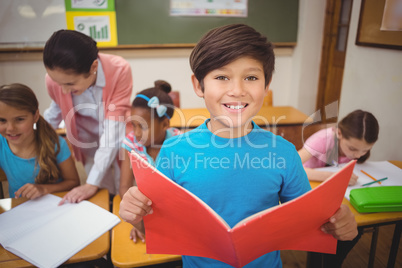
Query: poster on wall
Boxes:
[
  {"xmin": 65, "ymin": 0, "xmax": 117, "ymax": 46},
  {"xmin": 380, "ymin": 0, "xmax": 402, "ymax": 31},
  {"xmin": 356, "ymin": 0, "xmax": 402, "ymax": 50},
  {"xmin": 170, "ymin": 0, "xmax": 248, "ymax": 17},
  {"xmin": 69, "ymin": 0, "xmax": 109, "ymax": 9}
]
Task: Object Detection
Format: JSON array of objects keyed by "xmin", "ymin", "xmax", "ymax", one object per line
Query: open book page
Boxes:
[
  {"xmin": 316, "ymin": 161, "xmax": 402, "ymax": 200},
  {"xmin": 131, "ymin": 151, "xmax": 356, "ymax": 267},
  {"xmin": 0, "ymin": 194, "xmax": 67, "ymax": 244},
  {"xmin": 130, "ymin": 152, "xmax": 236, "ymax": 263},
  {"xmin": 231, "ymin": 161, "xmax": 355, "ymax": 267},
  {"xmin": 0, "ymin": 194, "xmax": 120, "ymax": 268}
]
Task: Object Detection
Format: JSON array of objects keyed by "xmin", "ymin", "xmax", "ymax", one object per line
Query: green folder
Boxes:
[{"xmin": 350, "ymin": 186, "xmax": 402, "ymax": 213}]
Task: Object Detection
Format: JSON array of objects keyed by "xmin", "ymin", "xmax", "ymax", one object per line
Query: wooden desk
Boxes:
[
  {"xmin": 111, "ymin": 195, "xmax": 181, "ymax": 267},
  {"xmin": 0, "ymin": 189, "xmax": 111, "ymax": 268},
  {"xmin": 170, "ymin": 106, "xmax": 312, "ymax": 128},
  {"xmin": 170, "ymin": 106, "xmax": 312, "ymax": 149},
  {"xmin": 310, "ymin": 161, "xmax": 402, "ymax": 268}
]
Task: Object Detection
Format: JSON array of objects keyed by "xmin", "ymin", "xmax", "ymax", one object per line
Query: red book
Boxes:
[{"xmin": 130, "ymin": 152, "xmax": 356, "ymax": 267}]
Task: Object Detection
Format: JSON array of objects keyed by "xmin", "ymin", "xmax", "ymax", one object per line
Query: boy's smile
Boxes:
[
  {"xmin": 192, "ymin": 56, "xmax": 270, "ymax": 138},
  {"xmin": 222, "ymin": 102, "xmax": 248, "ymax": 112}
]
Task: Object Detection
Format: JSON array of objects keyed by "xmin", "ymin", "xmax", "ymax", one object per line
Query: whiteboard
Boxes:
[{"xmin": 0, "ymin": 0, "xmax": 66, "ymax": 48}]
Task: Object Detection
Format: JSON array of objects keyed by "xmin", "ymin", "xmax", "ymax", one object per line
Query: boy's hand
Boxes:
[
  {"xmin": 120, "ymin": 186, "xmax": 153, "ymax": 226},
  {"xmin": 321, "ymin": 204, "xmax": 358, "ymax": 241}
]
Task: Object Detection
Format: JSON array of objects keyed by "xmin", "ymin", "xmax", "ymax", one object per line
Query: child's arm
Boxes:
[
  {"xmin": 119, "ymin": 149, "xmax": 135, "ymax": 197},
  {"xmin": 304, "ymin": 168, "xmax": 334, "ymax": 182},
  {"xmin": 119, "ymin": 186, "xmax": 153, "ymax": 233},
  {"xmin": 15, "ymin": 156, "xmax": 80, "ymax": 200},
  {"xmin": 321, "ymin": 204, "xmax": 358, "ymax": 241},
  {"xmin": 298, "ymin": 148, "xmax": 332, "ymax": 181},
  {"xmin": 298, "ymin": 148, "xmax": 358, "ymax": 185},
  {"xmin": 298, "ymin": 147, "xmax": 314, "ymax": 164}
]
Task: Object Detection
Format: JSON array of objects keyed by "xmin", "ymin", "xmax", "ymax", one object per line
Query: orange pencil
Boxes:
[{"xmin": 360, "ymin": 170, "xmax": 382, "ymax": 184}]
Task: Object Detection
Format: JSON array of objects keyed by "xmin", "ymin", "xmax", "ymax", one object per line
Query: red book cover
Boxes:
[{"xmin": 130, "ymin": 152, "xmax": 356, "ymax": 267}]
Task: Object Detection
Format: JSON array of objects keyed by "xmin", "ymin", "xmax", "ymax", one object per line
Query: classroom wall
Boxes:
[
  {"xmin": 0, "ymin": 0, "xmax": 324, "ymax": 114},
  {"xmin": 0, "ymin": 0, "xmax": 401, "ymax": 161},
  {"xmin": 338, "ymin": 0, "xmax": 402, "ymax": 161},
  {"xmin": 0, "ymin": 48, "xmax": 296, "ymax": 113}
]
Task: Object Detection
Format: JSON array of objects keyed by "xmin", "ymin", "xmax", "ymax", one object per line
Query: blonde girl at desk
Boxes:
[
  {"xmin": 119, "ymin": 80, "xmax": 181, "ymax": 242},
  {"xmin": 0, "ymin": 83, "xmax": 79, "ymax": 199},
  {"xmin": 298, "ymin": 109, "xmax": 379, "ymax": 186}
]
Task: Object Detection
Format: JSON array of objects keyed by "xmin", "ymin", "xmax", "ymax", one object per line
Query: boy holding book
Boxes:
[{"xmin": 120, "ymin": 24, "xmax": 358, "ymax": 267}]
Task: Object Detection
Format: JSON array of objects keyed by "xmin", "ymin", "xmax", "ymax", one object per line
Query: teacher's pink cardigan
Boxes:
[{"xmin": 45, "ymin": 53, "xmax": 133, "ymax": 162}]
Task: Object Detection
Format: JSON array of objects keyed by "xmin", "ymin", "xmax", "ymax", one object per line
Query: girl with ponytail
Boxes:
[
  {"xmin": 0, "ymin": 83, "xmax": 79, "ymax": 199},
  {"xmin": 119, "ymin": 80, "xmax": 181, "ymax": 242},
  {"xmin": 299, "ymin": 109, "xmax": 379, "ymax": 186}
]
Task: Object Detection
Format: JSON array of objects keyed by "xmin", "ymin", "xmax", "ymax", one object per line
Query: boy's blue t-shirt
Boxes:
[
  {"xmin": 0, "ymin": 135, "xmax": 71, "ymax": 197},
  {"xmin": 156, "ymin": 121, "xmax": 311, "ymax": 268}
]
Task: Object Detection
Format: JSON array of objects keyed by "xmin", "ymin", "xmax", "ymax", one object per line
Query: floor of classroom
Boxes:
[
  {"xmin": 281, "ymin": 223, "xmax": 402, "ymax": 268},
  {"xmin": 133, "ymin": 227, "xmax": 402, "ymax": 268}
]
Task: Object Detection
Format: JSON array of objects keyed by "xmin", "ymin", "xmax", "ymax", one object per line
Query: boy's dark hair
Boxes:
[
  {"xmin": 43, "ymin": 30, "xmax": 98, "ymax": 74},
  {"xmin": 338, "ymin": 109, "xmax": 379, "ymax": 163},
  {"xmin": 132, "ymin": 80, "xmax": 174, "ymax": 120},
  {"xmin": 190, "ymin": 24, "xmax": 275, "ymax": 91}
]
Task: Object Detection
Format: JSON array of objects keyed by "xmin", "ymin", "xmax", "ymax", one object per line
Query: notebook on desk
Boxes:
[
  {"xmin": 0, "ymin": 194, "xmax": 120, "ymax": 268},
  {"xmin": 315, "ymin": 161, "xmax": 402, "ymax": 200}
]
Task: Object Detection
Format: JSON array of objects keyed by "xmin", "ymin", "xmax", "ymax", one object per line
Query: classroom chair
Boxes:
[
  {"xmin": 56, "ymin": 132, "xmax": 88, "ymax": 185},
  {"xmin": 0, "ymin": 168, "xmax": 7, "ymax": 199},
  {"xmin": 64, "ymin": 136, "xmax": 75, "ymax": 161},
  {"xmin": 263, "ymin": 89, "xmax": 273, "ymax": 106},
  {"xmin": 56, "ymin": 131, "xmax": 76, "ymax": 161}
]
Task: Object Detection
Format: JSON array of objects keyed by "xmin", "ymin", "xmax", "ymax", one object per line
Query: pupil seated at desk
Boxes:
[
  {"xmin": 0, "ymin": 83, "xmax": 80, "ymax": 199},
  {"xmin": 298, "ymin": 110, "xmax": 379, "ymax": 268},
  {"xmin": 119, "ymin": 80, "xmax": 181, "ymax": 242},
  {"xmin": 298, "ymin": 109, "xmax": 379, "ymax": 186}
]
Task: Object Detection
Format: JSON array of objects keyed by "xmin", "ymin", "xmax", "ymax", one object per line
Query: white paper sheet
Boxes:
[
  {"xmin": 315, "ymin": 161, "xmax": 402, "ymax": 200},
  {"xmin": 0, "ymin": 194, "xmax": 120, "ymax": 268}
]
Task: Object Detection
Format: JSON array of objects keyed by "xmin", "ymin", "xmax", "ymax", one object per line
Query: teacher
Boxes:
[{"xmin": 43, "ymin": 29, "xmax": 133, "ymax": 203}]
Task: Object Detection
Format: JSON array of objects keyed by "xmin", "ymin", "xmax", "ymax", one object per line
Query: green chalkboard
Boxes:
[{"xmin": 115, "ymin": 0, "xmax": 298, "ymax": 47}]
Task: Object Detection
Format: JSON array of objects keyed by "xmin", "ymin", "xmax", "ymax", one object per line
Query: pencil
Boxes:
[
  {"xmin": 360, "ymin": 170, "xmax": 382, "ymax": 184},
  {"xmin": 362, "ymin": 177, "xmax": 388, "ymax": 186}
]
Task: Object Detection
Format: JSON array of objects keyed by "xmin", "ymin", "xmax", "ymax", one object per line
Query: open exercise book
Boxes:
[
  {"xmin": 315, "ymin": 161, "xmax": 402, "ymax": 200},
  {"xmin": 130, "ymin": 152, "xmax": 356, "ymax": 268},
  {"xmin": 0, "ymin": 194, "xmax": 120, "ymax": 268}
]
